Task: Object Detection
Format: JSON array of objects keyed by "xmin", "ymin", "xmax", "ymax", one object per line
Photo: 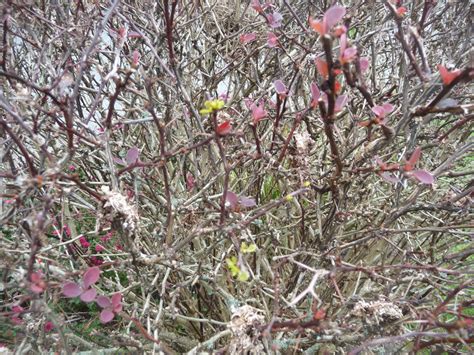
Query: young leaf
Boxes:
[
  {"xmin": 324, "ymin": 5, "xmax": 346, "ymax": 30},
  {"xmin": 111, "ymin": 293, "xmax": 122, "ymax": 309},
  {"xmin": 251, "ymin": 103, "xmax": 267, "ymax": 125},
  {"xmin": 274, "ymin": 80, "xmax": 287, "ymax": 95},
  {"xmin": 267, "ymin": 32, "xmax": 278, "ymax": 47},
  {"xmin": 267, "ymin": 12, "xmax": 283, "ymax": 28},
  {"xmin": 315, "ymin": 58, "xmax": 329, "ymax": 79},
  {"xmin": 438, "ymin": 65, "xmax": 462, "ymax": 86},
  {"xmin": 96, "ymin": 295, "xmax": 112, "ymax": 308},
  {"xmin": 83, "ymin": 267, "xmax": 101, "ymax": 289},
  {"xmin": 239, "ymin": 195, "xmax": 256, "ymax": 208},
  {"xmin": 310, "ymin": 82, "xmax": 321, "ymax": 108},
  {"xmin": 335, "ymin": 95, "xmax": 348, "ymax": 112},
  {"xmin": 216, "ymin": 121, "xmax": 232, "ymax": 136},
  {"xmin": 225, "ymin": 191, "xmax": 239, "ymax": 209},
  {"xmin": 241, "ymin": 242, "xmax": 257, "ymax": 253},
  {"xmin": 100, "ymin": 309, "xmax": 115, "ymax": 324},
  {"xmin": 359, "ymin": 57, "xmax": 370, "ymax": 72},
  {"xmin": 125, "ymin": 147, "xmax": 140, "ymax": 165},
  {"xmin": 63, "ymin": 282, "xmax": 82, "ymax": 298},
  {"xmin": 240, "ymin": 33, "xmax": 256, "ymax": 44},
  {"xmin": 406, "ymin": 147, "xmax": 422, "ymax": 171},
  {"xmin": 412, "ymin": 170, "xmax": 435, "ymax": 184},
  {"xmin": 80, "ymin": 288, "xmax": 97, "ymax": 303}
]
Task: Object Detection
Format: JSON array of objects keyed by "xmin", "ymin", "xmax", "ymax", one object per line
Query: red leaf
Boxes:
[
  {"xmin": 267, "ymin": 32, "xmax": 278, "ymax": 47},
  {"xmin": 406, "ymin": 147, "xmax": 422, "ymax": 170},
  {"xmin": 111, "ymin": 293, "xmax": 122, "ymax": 307},
  {"xmin": 216, "ymin": 121, "xmax": 232, "ymax": 136},
  {"xmin": 412, "ymin": 170, "xmax": 435, "ymax": 184},
  {"xmin": 315, "ymin": 58, "xmax": 329, "ymax": 79},
  {"xmin": 396, "ymin": 6, "xmax": 407, "ymax": 16},
  {"xmin": 100, "ymin": 309, "xmax": 115, "ymax": 324},
  {"xmin": 44, "ymin": 321, "xmax": 55, "ymax": 332},
  {"xmin": 309, "ymin": 17, "xmax": 325, "ymax": 35},
  {"xmin": 251, "ymin": 0, "xmax": 264, "ymax": 13},
  {"xmin": 63, "ymin": 282, "xmax": 82, "ymax": 298},
  {"xmin": 313, "ymin": 308, "xmax": 326, "ymax": 320},
  {"xmin": 83, "ymin": 267, "xmax": 101, "ymax": 289},
  {"xmin": 438, "ymin": 65, "xmax": 462, "ymax": 86},
  {"xmin": 239, "ymin": 33, "xmax": 256, "ymax": 44},
  {"xmin": 132, "ymin": 50, "xmax": 140, "ymax": 68},
  {"xmin": 80, "ymin": 288, "xmax": 97, "ymax": 303}
]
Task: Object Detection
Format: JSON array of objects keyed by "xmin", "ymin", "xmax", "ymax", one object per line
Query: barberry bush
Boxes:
[{"xmin": 0, "ymin": 0, "xmax": 472, "ymax": 353}]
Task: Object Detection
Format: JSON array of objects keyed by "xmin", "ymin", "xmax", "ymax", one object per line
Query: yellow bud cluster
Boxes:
[{"xmin": 199, "ymin": 99, "xmax": 225, "ymax": 115}]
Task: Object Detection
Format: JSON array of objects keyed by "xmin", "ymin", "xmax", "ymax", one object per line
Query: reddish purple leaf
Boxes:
[
  {"xmin": 335, "ymin": 95, "xmax": 348, "ymax": 112},
  {"xmin": 30, "ymin": 271, "xmax": 42, "ymax": 283},
  {"xmin": 371, "ymin": 105, "xmax": 385, "ymax": 117},
  {"xmin": 310, "ymin": 82, "xmax": 320, "ymax": 108},
  {"xmin": 342, "ymin": 47, "xmax": 357, "ymax": 63},
  {"xmin": 83, "ymin": 267, "xmax": 101, "ymax": 289},
  {"xmin": 216, "ymin": 121, "xmax": 232, "ymax": 135},
  {"xmin": 226, "ymin": 191, "xmax": 239, "ymax": 209},
  {"xmin": 239, "ymin": 195, "xmax": 256, "ymax": 208},
  {"xmin": 380, "ymin": 172, "xmax": 400, "ymax": 184},
  {"xmin": 100, "ymin": 309, "xmax": 115, "ymax": 324},
  {"xmin": 111, "ymin": 293, "xmax": 122, "ymax": 307},
  {"xmin": 240, "ymin": 33, "xmax": 256, "ymax": 44},
  {"xmin": 251, "ymin": 103, "xmax": 267, "ymax": 124},
  {"xmin": 96, "ymin": 295, "xmax": 112, "ymax": 309},
  {"xmin": 111, "ymin": 293, "xmax": 123, "ymax": 312},
  {"xmin": 412, "ymin": 170, "xmax": 435, "ymax": 184},
  {"xmin": 438, "ymin": 65, "xmax": 462, "ymax": 86},
  {"xmin": 80, "ymin": 288, "xmax": 97, "ymax": 303},
  {"xmin": 360, "ymin": 57, "xmax": 370, "ymax": 72},
  {"xmin": 267, "ymin": 32, "xmax": 278, "ymax": 47},
  {"xmin": 125, "ymin": 147, "xmax": 140, "ymax": 165},
  {"xmin": 406, "ymin": 147, "xmax": 422, "ymax": 169},
  {"xmin": 63, "ymin": 282, "xmax": 82, "ymax": 298},
  {"xmin": 324, "ymin": 5, "xmax": 346, "ymax": 30},
  {"xmin": 267, "ymin": 11, "xmax": 283, "ymax": 28},
  {"xmin": 382, "ymin": 103, "xmax": 394, "ymax": 114},
  {"xmin": 274, "ymin": 80, "xmax": 287, "ymax": 95},
  {"xmin": 114, "ymin": 157, "xmax": 126, "ymax": 166},
  {"xmin": 30, "ymin": 284, "xmax": 44, "ymax": 294}
]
